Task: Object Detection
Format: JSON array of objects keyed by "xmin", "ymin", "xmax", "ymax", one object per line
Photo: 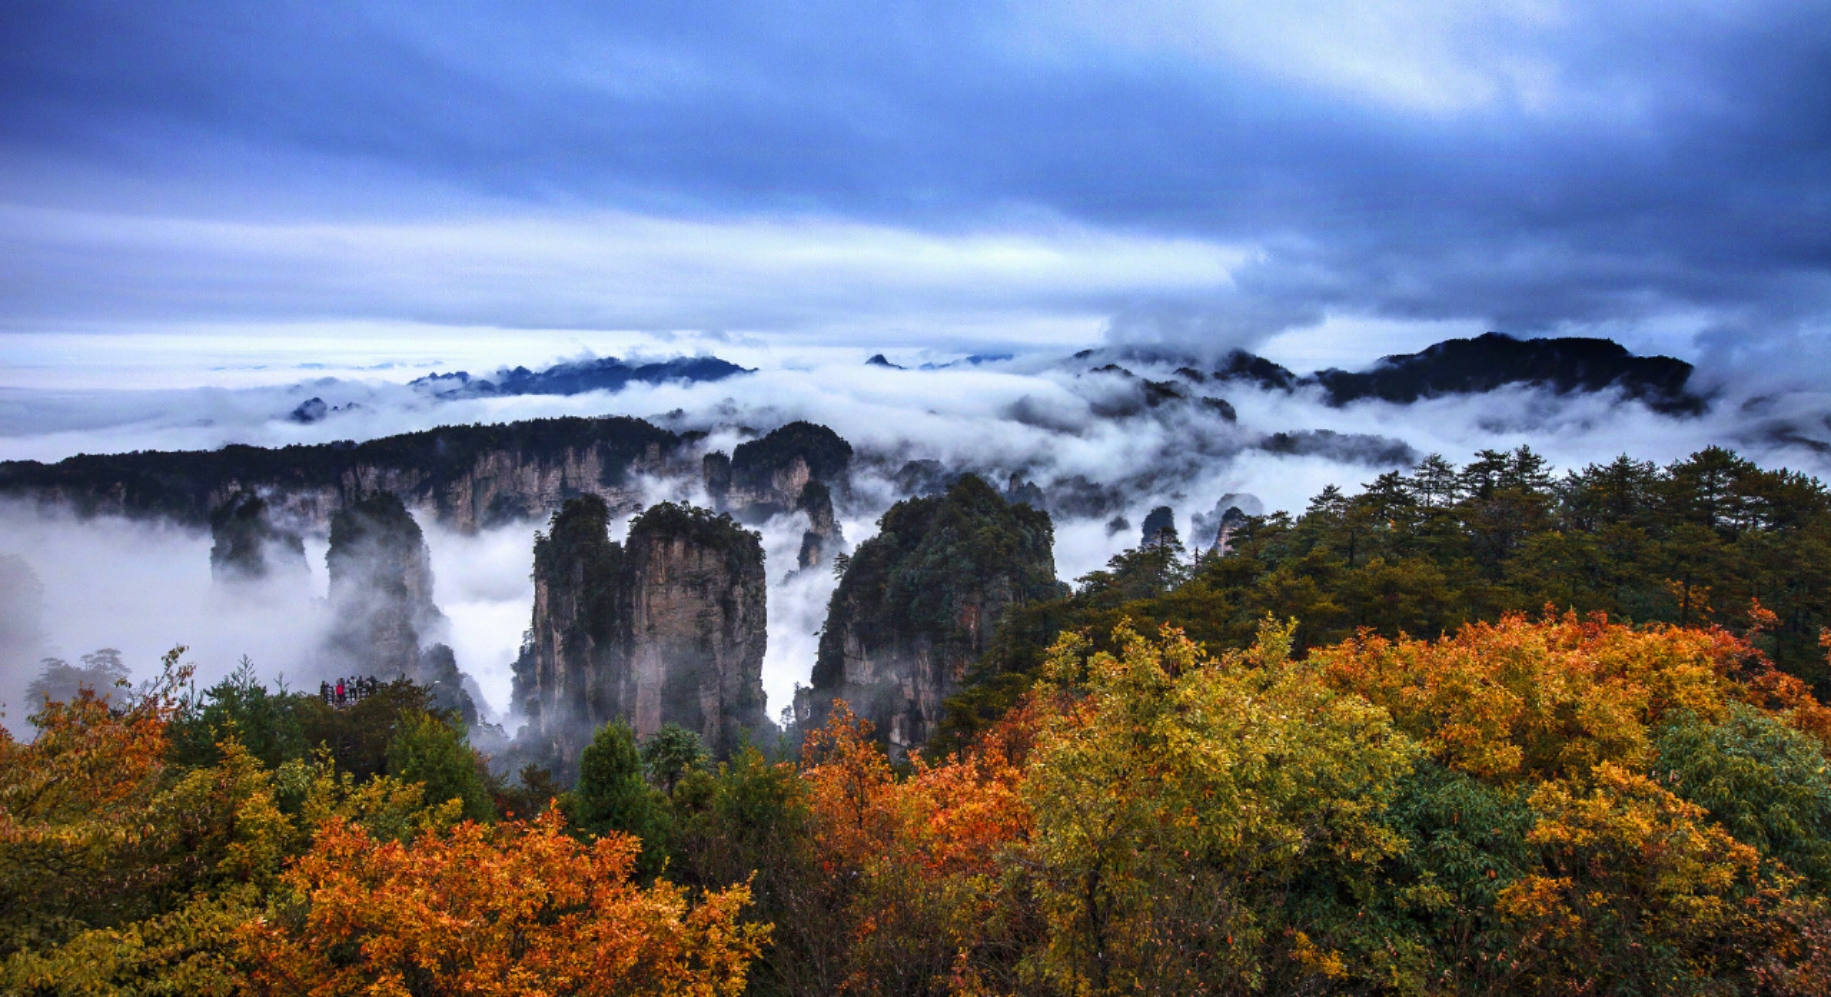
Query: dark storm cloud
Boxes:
[{"xmin": 0, "ymin": 0, "xmax": 1827, "ymax": 355}]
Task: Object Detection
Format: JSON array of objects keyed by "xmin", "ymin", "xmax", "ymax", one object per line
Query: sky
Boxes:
[{"xmin": 1, "ymin": 0, "xmax": 1828, "ymax": 382}]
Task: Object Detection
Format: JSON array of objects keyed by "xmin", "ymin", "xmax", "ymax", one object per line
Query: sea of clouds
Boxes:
[{"xmin": 3, "ymin": 337, "xmax": 1829, "ymax": 736}]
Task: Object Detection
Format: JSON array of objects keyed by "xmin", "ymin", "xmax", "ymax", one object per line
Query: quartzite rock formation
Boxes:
[
  {"xmin": 323, "ymin": 491, "xmax": 478, "ymax": 721},
  {"xmin": 0, "ymin": 554, "xmax": 45, "ymax": 685},
  {"xmin": 624, "ymin": 503, "xmax": 769, "ymax": 751},
  {"xmin": 326, "ymin": 492, "xmax": 440, "ymax": 676},
  {"xmin": 795, "ymin": 479, "xmax": 843, "ymax": 569},
  {"xmin": 209, "ymin": 490, "xmax": 307, "ymax": 583},
  {"xmin": 0, "ymin": 415, "xmax": 683, "ymax": 533},
  {"xmin": 514, "ymin": 496, "xmax": 768, "ymax": 779},
  {"xmin": 704, "ymin": 420, "xmax": 853, "ymax": 520},
  {"xmin": 702, "ymin": 420, "xmax": 852, "ymax": 570},
  {"xmin": 800, "ymin": 474, "xmax": 1061, "ymax": 757},
  {"xmin": 1140, "ymin": 505, "xmax": 1178, "ymax": 547}
]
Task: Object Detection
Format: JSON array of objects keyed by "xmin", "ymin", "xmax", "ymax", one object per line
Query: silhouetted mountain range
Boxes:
[
  {"xmin": 0, "ymin": 333, "xmax": 1718, "ymax": 534},
  {"xmin": 865, "ymin": 353, "xmax": 1013, "ymax": 371},
  {"xmin": 411, "ymin": 355, "xmax": 750, "ymax": 399},
  {"xmin": 1203, "ymin": 332, "xmax": 1705, "ymax": 414}
]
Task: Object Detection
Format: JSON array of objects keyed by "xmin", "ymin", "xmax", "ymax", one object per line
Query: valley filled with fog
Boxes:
[{"xmin": 6, "ymin": 339, "xmax": 1829, "ymax": 734}]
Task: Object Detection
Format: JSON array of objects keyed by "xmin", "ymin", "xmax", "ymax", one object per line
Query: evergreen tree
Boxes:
[
  {"xmin": 641, "ymin": 723, "xmax": 710, "ymax": 795},
  {"xmin": 568, "ymin": 721, "xmax": 672, "ymax": 877},
  {"xmin": 169, "ymin": 657, "xmax": 307, "ymax": 769},
  {"xmin": 384, "ymin": 711, "xmax": 493, "ymax": 823}
]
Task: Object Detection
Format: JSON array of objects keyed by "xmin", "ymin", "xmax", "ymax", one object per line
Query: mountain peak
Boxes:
[
  {"xmin": 410, "ymin": 355, "xmax": 750, "ymax": 400},
  {"xmin": 1312, "ymin": 332, "xmax": 1703, "ymax": 414}
]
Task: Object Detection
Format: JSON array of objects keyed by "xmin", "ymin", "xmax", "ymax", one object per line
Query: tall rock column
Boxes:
[
  {"xmin": 324, "ymin": 491, "xmax": 480, "ymax": 721},
  {"xmin": 0, "ymin": 555, "xmax": 46, "ymax": 700},
  {"xmin": 513, "ymin": 498, "xmax": 769, "ymax": 778},
  {"xmin": 801, "ymin": 474, "xmax": 1060, "ymax": 757},
  {"xmin": 209, "ymin": 490, "xmax": 306, "ymax": 583},
  {"xmin": 326, "ymin": 492, "xmax": 440, "ymax": 677},
  {"xmin": 514, "ymin": 494, "xmax": 627, "ymax": 775},
  {"xmin": 623, "ymin": 503, "xmax": 768, "ymax": 758},
  {"xmin": 795, "ymin": 480, "xmax": 844, "ymax": 569}
]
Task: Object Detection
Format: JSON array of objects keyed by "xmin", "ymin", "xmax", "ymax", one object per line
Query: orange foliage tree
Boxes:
[
  {"xmin": 1311, "ymin": 612, "xmax": 1831, "ymax": 991},
  {"xmin": 797, "ymin": 702, "xmax": 1034, "ymax": 996},
  {"xmin": 240, "ymin": 808, "xmax": 767, "ymax": 997},
  {"xmin": 1495, "ymin": 762, "xmax": 1771, "ymax": 989},
  {"xmin": 0, "ymin": 649, "xmax": 296, "ymax": 995},
  {"xmin": 0, "ymin": 649, "xmax": 276, "ymax": 950},
  {"xmin": 1312, "ymin": 610, "xmax": 1776, "ymax": 782},
  {"xmin": 0, "ymin": 684, "xmax": 177, "ymax": 951},
  {"xmin": 796, "ymin": 614, "xmax": 1831, "ymax": 995}
]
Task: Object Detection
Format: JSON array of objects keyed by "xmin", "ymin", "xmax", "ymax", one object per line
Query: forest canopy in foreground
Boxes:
[{"xmin": 11, "ymin": 613, "xmax": 1831, "ymax": 994}]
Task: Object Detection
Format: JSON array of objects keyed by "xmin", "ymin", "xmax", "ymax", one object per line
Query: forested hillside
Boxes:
[{"xmin": 937, "ymin": 445, "xmax": 1831, "ymax": 752}]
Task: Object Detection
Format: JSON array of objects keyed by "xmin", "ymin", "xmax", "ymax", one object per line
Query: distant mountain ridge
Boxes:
[
  {"xmin": 865, "ymin": 353, "xmax": 1013, "ymax": 371},
  {"xmin": 0, "ymin": 333, "xmax": 1714, "ymax": 535},
  {"xmin": 1202, "ymin": 332, "xmax": 1705, "ymax": 414},
  {"xmin": 281, "ymin": 355, "xmax": 751, "ymax": 424},
  {"xmin": 411, "ymin": 355, "xmax": 750, "ymax": 399}
]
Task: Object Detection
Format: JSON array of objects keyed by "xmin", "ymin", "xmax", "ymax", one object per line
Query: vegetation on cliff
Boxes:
[
  {"xmin": 515, "ymin": 497, "xmax": 768, "ymax": 776},
  {"xmin": 513, "ymin": 495, "xmax": 629, "ymax": 780},
  {"xmin": 321, "ymin": 491, "xmax": 483, "ymax": 722},
  {"xmin": 811, "ymin": 473, "xmax": 1060, "ymax": 693},
  {"xmin": 729, "ymin": 421, "xmax": 852, "ymax": 491},
  {"xmin": 208, "ymin": 491, "xmax": 304, "ymax": 581},
  {"xmin": 524, "ymin": 493, "xmax": 627, "ymax": 677},
  {"xmin": 803, "ymin": 473, "xmax": 1061, "ymax": 753},
  {"xmin": 326, "ymin": 492, "xmax": 428, "ymax": 600},
  {"xmin": 629, "ymin": 500, "xmax": 767, "ymax": 579}
]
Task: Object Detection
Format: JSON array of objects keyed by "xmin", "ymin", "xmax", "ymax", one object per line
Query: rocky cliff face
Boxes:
[
  {"xmin": 514, "ymin": 497, "xmax": 768, "ymax": 779},
  {"xmin": 514, "ymin": 494, "xmax": 627, "ymax": 778},
  {"xmin": 209, "ymin": 490, "xmax": 307, "ymax": 582},
  {"xmin": 1140, "ymin": 505, "xmax": 1177, "ymax": 547},
  {"xmin": 255, "ymin": 419, "xmax": 682, "ymax": 534},
  {"xmin": 704, "ymin": 420, "xmax": 853, "ymax": 520},
  {"xmin": 800, "ymin": 474, "xmax": 1060, "ymax": 757},
  {"xmin": 0, "ymin": 555, "xmax": 45, "ymax": 693},
  {"xmin": 326, "ymin": 492, "xmax": 439, "ymax": 677},
  {"xmin": 323, "ymin": 491, "xmax": 478, "ymax": 721},
  {"xmin": 702, "ymin": 421, "xmax": 850, "ymax": 570},
  {"xmin": 0, "ymin": 415, "xmax": 683, "ymax": 533},
  {"xmin": 795, "ymin": 480, "xmax": 843, "ymax": 569},
  {"xmin": 622, "ymin": 503, "xmax": 769, "ymax": 757}
]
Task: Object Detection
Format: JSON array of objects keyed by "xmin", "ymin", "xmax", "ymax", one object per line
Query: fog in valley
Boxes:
[{"xmin": 4, "ymin": 343, "xmax": 1830, "ymax": 738}]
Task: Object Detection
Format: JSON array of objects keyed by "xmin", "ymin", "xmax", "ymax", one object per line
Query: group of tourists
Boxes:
[{"xmin": 320, "ymin": 675, "xmax": 378, "ymax": 707}]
